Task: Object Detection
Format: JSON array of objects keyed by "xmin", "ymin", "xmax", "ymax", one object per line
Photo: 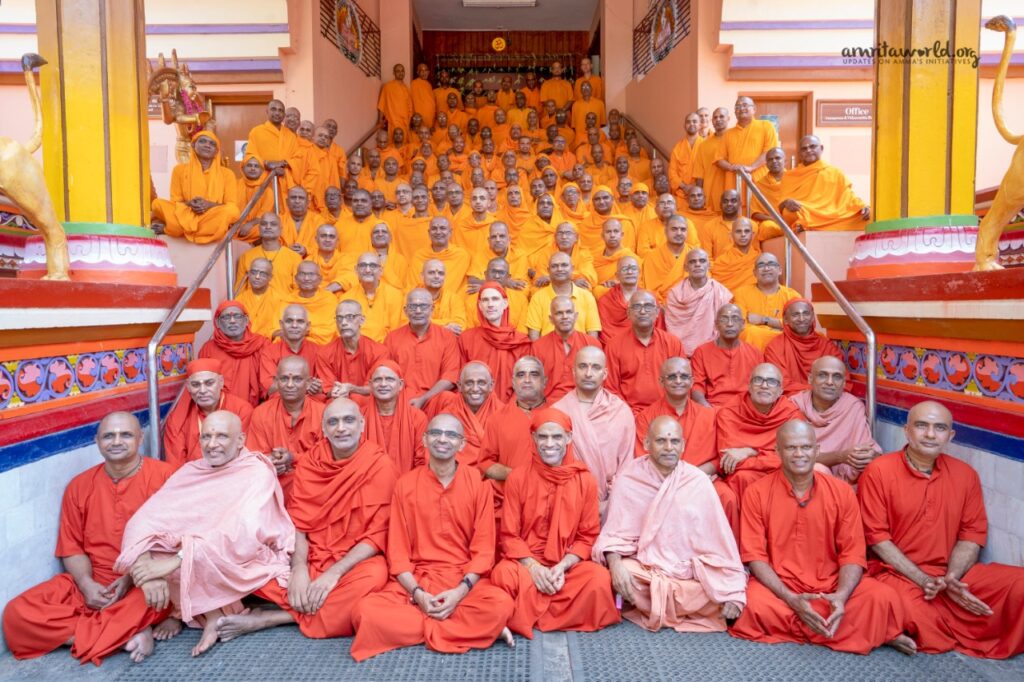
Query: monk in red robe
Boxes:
[
  {"xmin": 259, "ymin": 304, "xmax": 323, "ymax": 400},
  {"xmin": 385, "ymin": 288, "xmax": 460, "ymax": 409},
  {"xmin": 197, "ymin": 300, "xmax": 268, "ymax": 406},
  {"xmin": 596, "ymin": 256, "xmax": 640, "ymax": 345},
  {"xmin": 350, "ymin": 414, "xmax": 515, "ymax": 660},
  {"xmin": 531, "ymin": 295, "xmax": 602, "ymax": 403},
  {"xmin": 315, "ymin": 300, "xmax": 390, "ymax": 401},
  {"xmin": 663, "ymin": 249, "xmax": 733, "ymax": 355},
  {"xmin": 634, "ymin": 357, "xmax": 739, "ymax": 537},
  {"xmin": 163, "ymin": 359, "xmax": 253, "ymax": 469},
  {"xmin": 553, "ymin": 347, "xmax": 634, "ymax": 518},
  {"xmin": 425, "ymin": 362, "xmax": 505, "ymax": 469},
  {"xmin": 605, "ymin": 289, "xmax": 685, "ymax": 414},
  {"xmin": 214, "ymin": 398, "xmax": 397, "ymax": 642},
  {"xmin": 247, "ymin": 356, "xmax": 325, "ymax": 500},
  {"xmin": 731, "ymin": 420, "xmax": 913, "ymax": 655},
  {"xmin": 690, "ymin": 303, "xmax": 764, "ymax": 408},
  {"xmin": 3, "ymin": 413, "xmax": 174, "ymax": 665},
  {"xmin": 595, "ymin": 417, "xmax": 747, "ymax": 632},
  {"xmin": 764, "ymin": 299, "xmax": 844, "ymax": 394},
  {"xmin": 360, "ymin": 360, "xmax": 428, "ymax": 473},
  {"xmin": 858, "ymin": 401, "xmax": 1024, "ymax": 659},
  {"xmin": 113, "ymin": 412, "xmax": 294, "ymax": 658},
  {"xmin": 459, "ymin": 282, "xmax": 532, "ymax": 401},
  {"xmin": 791, "ymin": 356, "xmax": 879, "ymax": 483},
  {"xmin": 715, "ymin": 363, "xmax": 805, "ymax": 504},
  {"xmin": 491, "ymin": 408, "xmax": 620, "ymax": 637}
]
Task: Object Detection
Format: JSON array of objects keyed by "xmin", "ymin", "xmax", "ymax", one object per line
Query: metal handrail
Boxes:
[
  {"xmin": 144, "ymin": 170, "xmax": 278, "ymax": 458},
  {"xmin": 617, "ymin": 113, "xmax": 671, "ymax": 160},
  {"xmin": 350, "ymin": 125, "xmax": 381, "ymax": 164},
  {"xmin": 735, "ymin": 168, "xmax": 877, "ymax": 435}
]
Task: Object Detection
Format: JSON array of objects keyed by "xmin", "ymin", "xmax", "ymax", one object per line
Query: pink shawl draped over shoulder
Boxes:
[
  {"xmin": 664, "ymin": 278, "xmax": 733, "ymax": 355},
  {"xmin": 594, "ymin": 456, "xmax": 746, "ymax": 605},
  {"xmin": 553, "ymin": 388, "xmax": 635, "ymax": 502},
  {"xmin": 115, "ymin": 448, "xmax": 295, "ymax": 621},
  {"xmin": 790, "ymin": 389, "xmax": 879, "ymax": 482}
]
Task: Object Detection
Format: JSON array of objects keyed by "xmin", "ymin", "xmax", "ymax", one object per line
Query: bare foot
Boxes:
[
  {"xmin": 151, "ymin": 223, "xmax": 166, "ymax": 236},
  {"xmin": 500, "ymin": 626, "xmax": 515, "ymax": 648},
  {"xmin": 153, "ymin": 617, "xmax": 182, "ymax": 641},
  {"xmin": 217, "ymin": 609, "xmax": 287, "ymax": 642},
  {"xmin": 886, "ymin": 634, "xmax": 917, "ymax": 656},
  {"xmin": 192, "ymin": 619, "xmax": 220, "ymax": 657},
  {"xmin": 124, "ymin": 627, "xmax": 155, "ymax": 664}
]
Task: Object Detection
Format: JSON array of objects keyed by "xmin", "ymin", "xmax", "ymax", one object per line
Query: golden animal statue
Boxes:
[
  {"xmin": 975, "ymin": 15, "xmax": 1024, "ymax": 271},
  {"xmin": 0, "ymin": 54, "xmax": 70, "ymax": 281},
  {"xmin": 147, "ymin": 49, "xmax": 213, "ymax": 164}
]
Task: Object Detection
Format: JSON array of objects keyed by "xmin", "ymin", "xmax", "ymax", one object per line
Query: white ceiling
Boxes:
[{"xmin": 413, "ymin": 0, "xmax": 599, "ymax": 31}]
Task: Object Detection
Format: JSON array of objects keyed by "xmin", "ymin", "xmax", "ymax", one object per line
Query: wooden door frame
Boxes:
[
  {"xmin": 206, "ymin": 91, "xmax": 276, "ymax": 116},
  {"xmin": 739, "ymin": 90, "xmax": 813, "ymax": 138}
]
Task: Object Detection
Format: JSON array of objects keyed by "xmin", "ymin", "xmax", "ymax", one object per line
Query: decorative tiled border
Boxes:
[
  {"xmin": 840, "ymin": 340, "xmax": 1024, "ymax": 404},
  {"xmin": 0, "ymin": 342, "xmax": 192, "ymax": 412}
]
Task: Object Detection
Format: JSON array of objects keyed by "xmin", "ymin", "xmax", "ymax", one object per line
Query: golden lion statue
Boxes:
[
  {"xmin": 0, "ymin": 54, "xmax": 69, "ymax": 280},
  {"xmin": 975, "ymin": 16, "xmax": 1024, "ymax": 271}
]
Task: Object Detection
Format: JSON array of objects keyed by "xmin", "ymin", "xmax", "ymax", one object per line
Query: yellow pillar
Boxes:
[
  {"xmin": 35, "ymin": 0, "xmax": 150, "ymax": 226},
  {"xmin": 872, "ymin": 0, "xmax": 980, "ymax": 220}
]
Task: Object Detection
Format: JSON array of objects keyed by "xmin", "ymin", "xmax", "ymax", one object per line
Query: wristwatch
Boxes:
[{"xmin": 461, "ymin": 577, "xmax": 474, "ymax": 591}]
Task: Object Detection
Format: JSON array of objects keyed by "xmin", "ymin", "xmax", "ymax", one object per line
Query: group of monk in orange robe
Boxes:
[{"xmin": 11, "ymin": 67, "xmax": 1021, "ymax": 667}]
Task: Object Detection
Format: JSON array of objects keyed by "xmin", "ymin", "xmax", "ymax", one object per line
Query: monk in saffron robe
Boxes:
[
  {"xmin": 113, "ymin": 412, "xmax": 294, "ymax": 658},
  {"xmin": 715, "ymin": 363, "xmax": 805, "ymax": 504},
  {"xmin": 246, "ymin": 99, "xmax": 299, "ymax": 192},
  {"xmin": 334, "ymin": 189, "xmax": 376, "ymax": 258},
  {"xmin": 690, "ymin": 303, "xmax": 764, "ymax": 408},
  {"xmin": 636, "ymin": 193, "xmax": 700, "ymax": 258},
  {"xmin": 235, "ymin": 152, "xmax": 276, "ymax": 243},
  {"xmin": 693, "ymin": 107, "xmax": 730, "ymax": 211},
  {"xmin": 596, "ymin": 256, "xmax": 641, "ymax": 345},
  {"xmin": 259, "ymin": 304, "xmax": 322, "ymax": 399},
  {"xmin": 714, "ymin": 97, "xmax": 780, "ymax": 195},
  {"xmin": 578, "ymin": 186, "xmax": 637, "ymax": 256},
  {"xmin": 3, "ymin": 413, "xmax": 174, "ymax": 665},
  {"xmin": 858, "ymin": 401, "xmax": 1024, "ymax": 659},
  {"xmin": 235, "ymin": 258, "xmax": 283, "ymax": 339},
  {"xmin": 731, "ymin": 421, "xmax": 912, "ymax": 654},
  {"xmin": 350, "ymin": 415, "xmax": 515, "ymax": 660},
  {"xmin": 527, "ymin": 252, "xmax": 602, "ymax": 340},
  {"xmin": 420, "ymin": 259, "xmax": 469, "ymax": 333},
  {"xmin": 467, "ymin": 221, "xmax": 531, "ymax": 287},
  {"xmin": 491, "ymin": 408, "xmax": 620, "ymax": 637},
  {"xmin": 774, "ymin": 136, "xmax": 870, "ymax": 231},
  {"xmin": 764, "ymin": 299, "xmax": 845, "ymax": 394},
  {"xmin": 411, "ymin": 64, "xmax": 436, "ymax": 127},
  {"xmin": 664, "ymin": 249, "xmax": 733, "ymax": 355},
  {"xmin": 299, "ymin": 127, "xmax": 340, "ymax": 214},
  {"xmin": 668, "ymin": 113, "xmax": 703, "ymax": 201},
  {"xmin": 605, "ymin": 290, "xmax": 685, "ymax": 414},
  {"xmin": 593, "ymin": 218, "xmax": 641, "ymax": 299},
  {"xmin": 553, "ymin": 347, "xmax": 634, "ymax": 519},
  {"xmin": 235, "ymin": 213, "xmax": 303, "ymax": 295},
  {"xmin": 409, "ymin": 217, "xmax": 472, "ymax": 296},
  {"xmin": 711, "ymin": 218, "xmax": 761, "ymax": 293},
  {"xmin": 641, "ymin": 215, "xmax": 694, "ymax": 303},
  {"xmin": 197, "ymin": 300, "xmax": 268, "ymax": 406},
  {"xmin": 634, "ymin": 358, "xmax": 739, "ymax": 536},
  {"xmin": 361, "ymin": 360, "xmax": 428, "ymax": 473},
  {"xmin": 376, "ymin": 64, "xmax": 414, "ymax": 132},
  {"xmin": 286, "ymin": 262, "xmax": 338, "ymax": 345},
  {"xmin": 532, "ymin": 296, "xmax": 602, "ymax": 403},
  {"xmin": 425, "ymin": 362, "xmax": 504, "ymax": 469},
  {"xmin": 214, "ymin": 398, "xmax": 397, "ymax": 642},
  {"xmin": 595, "ymin": 417, "xmax": 747, "ymax": 632},
  {"xmin": 733, "ymin": 253, "xmax": 801, "ymax": 351},
  {"xmin": 385, "ymin": 288, "xmax": 460, "ymax": 408},
  {"xmin": 338, "ymin": 252, "xmax": 405, "ymax": 342},
  {"xmin": 315, "ymin": 300, "xmax": 390, "ymax": 400},
  {"xmin": 163, "ymin": 360, "xmax": 253, "ymax": 470},
  {"xmin": 152, "ymin": 131, "xmax": 239, "ymax": 244},
  {"xmin": 791, "ymin": 356, "xmax": 879, "ymax": 483},
  {"xmin": 247, "ymin": 356, "xmax": 325, "ymax": 501},
  {"xmin": 281, "ymin": 186, "xmax": 318, "ymax": 253},
  {"xmin": 679, "ymin": 186, "xmax": 723, "ymax": 251},
  {"xmin": 460, "ymin": 282, "xmax": 532, "ymax": 401}
]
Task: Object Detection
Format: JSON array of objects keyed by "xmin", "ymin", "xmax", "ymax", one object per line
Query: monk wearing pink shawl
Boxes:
[
  {"xmin": 594, "ymin": 416, "xmax": 747, "ymax": 633},
  {"xmin": 115, "ymin": 411, "xmax": 294, "ymax": 658},
  {"xmin": 552, "ymin": 346, "xmax": 634, "ymax": 520},
  {"xmin": 663, "ymin": 249, "xmax": 733, "ymax": 355},
  {"xmin": 790, "ymin": 356, "xmax": 879, "ymax": 483}
]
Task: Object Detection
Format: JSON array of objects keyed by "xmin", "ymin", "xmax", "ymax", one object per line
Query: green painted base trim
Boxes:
[
  {"xmin": 60, "ymin": 223, "xmax": 157, "ymax": 238},
  {"xmin": 865, "ymin": 215, "xmax": 978, "ymax": 234}
]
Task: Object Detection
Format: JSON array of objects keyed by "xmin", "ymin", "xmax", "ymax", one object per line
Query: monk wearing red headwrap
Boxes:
[
  {"xmin": 459, "ymin": 282, "xmax": 532, "ymax": 401},
  {"xmin": 359, "ymin": 360, "xmax": 427, "ymax": 474},
  {"xmin": 764, "ymin": 299, "xmax": 844, "ymax": 395},
  {"xmin": 197, "ymin": 300, "xmax": 268, "ymax": 406},
  {"xmin": 491, "ymin": 408, "xmax": 620, "ymax": 637},
  {"xmin": 163, "ymin": 359, "xmax": 253, "ymax": 469}
]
